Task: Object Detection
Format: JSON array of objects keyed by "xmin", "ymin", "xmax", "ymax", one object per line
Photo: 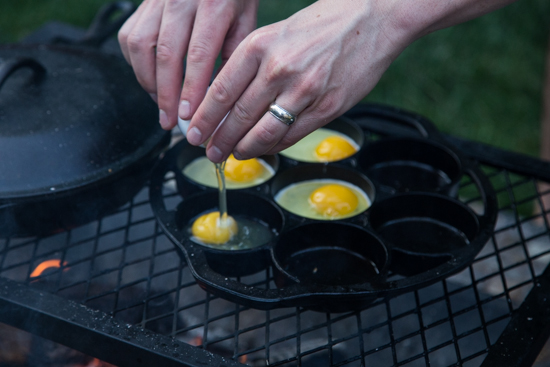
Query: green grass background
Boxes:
[{"xmin": 1, "ymin": 0, "xmax": 549, "ymax": 158}]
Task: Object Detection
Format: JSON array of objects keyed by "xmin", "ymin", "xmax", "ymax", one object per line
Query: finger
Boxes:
[
  {"xmin": 185, "ymin": 33, "xmax": 260, "ymax": 147},
  {"xmin": 264, "ymin": 99, "xmax": 349, "ymax": 155},
  {"xmin": 219, "ymin": 0, "xmax": 259, "ymax": 67},
  {"xmin": 155, "ymin": 1, "xmax": 196, "ymax": 130},
  {"xmin": 177, "ymin": 2, "xmax": 236, "ymax": 123},
  {"xmin": 117, "ymin": 0, "xmax": 147, "ymax": 65},
  {"xmin": 125, "ymin": 0, "xmax": 164, "ymax": 95},
  {"xmin": 230, "ymin": 95, "xmax": 312, "ymax": 161},
  {"xmin": 264, "ymin": 114, "xmax": 322, "ymax": 155},
  {"xmin": 203, "ymin": 77, "xmax": 276, "ymax": 162}
]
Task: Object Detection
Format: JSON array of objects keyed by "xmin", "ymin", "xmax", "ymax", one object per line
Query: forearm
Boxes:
[{"xmin": 382, "ymin": 0, "xmax": 519, "ymax": 42}]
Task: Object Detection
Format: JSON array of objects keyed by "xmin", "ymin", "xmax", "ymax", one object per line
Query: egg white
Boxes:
[{"xmin": 279, "ymin": 128, "xmax": 359, "ymax": 163}]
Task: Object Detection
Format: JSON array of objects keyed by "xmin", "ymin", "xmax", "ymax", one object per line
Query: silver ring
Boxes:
[{"xmin": 269, "ymin": 103, "xmax": 296, "ymax": 126}]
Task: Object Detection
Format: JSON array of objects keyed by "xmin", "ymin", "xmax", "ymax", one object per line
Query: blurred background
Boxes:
[{"xmin": 1, "ymin": 0, "xmax": 549, "ymax": 158}]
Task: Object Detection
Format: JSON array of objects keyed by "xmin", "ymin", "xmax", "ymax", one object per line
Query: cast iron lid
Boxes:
[{"xmin": 0, "ymin": 44, "xmax": 169, "ymax": 199}]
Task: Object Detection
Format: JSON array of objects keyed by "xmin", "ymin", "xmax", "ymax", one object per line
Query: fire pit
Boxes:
[{"xmin": 1, "ymin": 102, "xmax": 550, "ymax": 366}]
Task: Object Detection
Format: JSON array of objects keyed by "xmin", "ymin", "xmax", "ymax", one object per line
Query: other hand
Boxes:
[{"xmin": 118, "ymin": 0, "xmax": 259, "ymax": 130}]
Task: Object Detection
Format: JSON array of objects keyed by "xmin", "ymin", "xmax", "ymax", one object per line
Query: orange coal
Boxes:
[{"xmin": 30, "ymin": 259, "xmax": 68, "ymax": 278}]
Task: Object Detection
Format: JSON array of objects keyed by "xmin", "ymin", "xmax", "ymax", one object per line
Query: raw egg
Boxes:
[
  {"xmin": 224, "ymin": 154, "xmax": 264, "ymax": 182},
  {"xmin": 189, "ymin": 211, "xmax": 274, "ymax": 250},
  {"xmin": 274, "ymin": 179, "xmax": 371, "ymax": 220},
  {"xmin": 183, "ymin": 154, "xmax": 275, "ymax": 189},
  {"xmin": 309, "ymin": 184, "xmax": 359, "ymax": 218},
  {"xmin": 314, "ymin": 136, "xmax": 357, "ymax": 162},
  {"xmin": 191, "ymin": 211, "xmax": 238, "ymax": 245},
  {"xmin": 280, "ymin": 128, "xmax": 359, "ymax": 163}
]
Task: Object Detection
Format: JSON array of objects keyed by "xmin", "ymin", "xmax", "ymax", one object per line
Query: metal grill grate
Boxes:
[{"xmin": 1, "ymin": 126, "xmax": 550, "ymax": 366}]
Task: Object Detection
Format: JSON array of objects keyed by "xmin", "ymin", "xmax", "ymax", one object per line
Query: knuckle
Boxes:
[
  {"xmin": 243, "ymin": 28, "xmax": 272, "ymax": 57},
  {"xmin": 186, "ymin": 39, "xmax": 212, "ymax": 64},
  {"xmin": 231, "ymin": 100, "xmax": 254, "ymax": 123},
  {"xmin": 127, "ymin": 32, "xmax": 147, "ymax": 54},
  {"xmin": 201, "ymin": 0, "xmax": 224, "ymax": 10},
  {"xmin": 192, "ymin": 108, "xmax": 209, "ymax": 123},
  {"xmin": 297, "ymin": 78, "xmax": 323, "ymax": 97},
  {"xmin": 246, "ymin": 31, "xmax": 266, "ymax": 53},
  {"xmin": 277, "ymin": 134, "xmax": 295, "ymax": 149},
  {"xmin": 117, "ymin": 29, "xmax": 129, "ymax": 44},
  {"xmin": 255, "ymin": 123, "xmax": 278, "ymax": 146},
  {"xmin": 315, "ymin": 95, "xmax": 339, "ymax": 116},
  {"xmin": 273, "ymin": 136, "xmax": 296, "ymax": 153},
  {"xmin": 264, "ymin": 57, "xmax": 295, "ymax": 83},
  {"xmin": 234, "ymin": 142, "xmax": 258, "ymax": 160},
  {"xmin": 165, "ymin": 0, "xmax": 182, "ymax": 7},
  {"xmin": 214, "ymin": 132, "xmax": 234, "ymax": 150},
  {"xmin": 155, "ymin": 42, "xmax": 175, "ymax": 64},
  {"xmin": 209, "ymin": 79, "xmax": 232, "ymax": 105}
]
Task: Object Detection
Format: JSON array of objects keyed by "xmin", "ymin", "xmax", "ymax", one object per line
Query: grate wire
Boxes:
[{"xmin": 1, "ymin": 154, "xmax": 550, "ymax": 366}]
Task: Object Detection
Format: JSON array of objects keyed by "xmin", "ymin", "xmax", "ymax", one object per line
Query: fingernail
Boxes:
[
  {"xmin": 187, "ymin": 126, "xmax": 202, "ymax": 145},
  {"xmin": 233, "ymin": 151, "xmax": 243, "ymax": 160},
  {"xmin": 149, "ymin": 93, "xmax": 158, "ymax": 103},
  {"xmin": 208, "ymin": 145, "xmax": 223, "ymax": 163},
  {"xmin": 159, "ymin": 109, "xmax": 170, "ymax": 129},
  {"xmin": 179, "ymin": 100, "xmax": 190, "ymax": 119}
]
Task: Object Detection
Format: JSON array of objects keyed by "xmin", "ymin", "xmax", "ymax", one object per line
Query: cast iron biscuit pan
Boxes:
[{"xmin": 150, "ymin": 104, "xmax": 498, "ymax": 312}]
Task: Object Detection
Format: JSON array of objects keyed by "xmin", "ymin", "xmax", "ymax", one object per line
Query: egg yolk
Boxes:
[
  {"xmin": 224, "ymin": 154, "xmax": 265, "ymax": 182},
  {"xmin": 191, "ymin": 211, "xmax": 238, "ymax": 245},
  {"xmin": 309, "ymin": 184, "xmax": 359, "ymax": 218},
  {"xmin": 314, "ymin": 136, "xmax": 357, "ymax": 162}
]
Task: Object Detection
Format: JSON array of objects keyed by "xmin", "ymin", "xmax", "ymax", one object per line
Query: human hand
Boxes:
[
  {"xmin": 118, "ymin": 0, "xmax": 259, "ymax": 130},
  {"xmin": 185, "ymin": 0, "xmax": 518, "ymax": 163},
  {"xmin": 185, "ymin": 0, "xmax": 412, "ymax": 163}
]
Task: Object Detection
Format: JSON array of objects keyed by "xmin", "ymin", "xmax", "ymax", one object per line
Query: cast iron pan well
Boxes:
[{"xmin": 0, "ymin": 2, "xmax": 171, "ymax": 236}]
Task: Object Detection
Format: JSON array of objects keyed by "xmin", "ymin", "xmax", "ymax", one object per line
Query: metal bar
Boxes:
[
  {"xmin": 0, "ymin": 276, "xmax": 245, "ymax": 367},
  {"xmin": 481, "ymin": 263, "xmax": 550, "ymax": 367},
  {"xmin": 443, "ymin": 135, "xmax": 550, "ymax": 183}
]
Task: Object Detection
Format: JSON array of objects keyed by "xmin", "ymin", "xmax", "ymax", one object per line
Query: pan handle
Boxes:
[
  {"xmin": 52, "ymin": 2, "xmax": 137, "ymax": 48},
  {"xmin": 344, "ymin": 103, "xmax": 440, "ymax": 138},
  {"xmin": 0, "ymin": 58, "xmax": 46, "ymax": 92},
  {"xmin": 80, "ymin": 1, "xmax": 137, "ymax": 47}
]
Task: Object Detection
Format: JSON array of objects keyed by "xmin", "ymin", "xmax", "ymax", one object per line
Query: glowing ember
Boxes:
[
  {"xmin": 30, "ymin": 259, "xmax": 68, "ymax": 278},
  {"xmin": 189, "ymin": 336, "xmax": 203, "ymax": 346},
  {"xmin": 85, "ymin": 358, "xmax": 102, "ymax": 367},
  {"xmin": 83, "ymin": 357, "xmax": 117, "ymax": 367}
]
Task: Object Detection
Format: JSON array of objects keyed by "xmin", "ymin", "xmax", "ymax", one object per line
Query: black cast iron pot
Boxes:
[{"xmin": 0, "ymin": 3, "xmax": 171, "ymax": 236}]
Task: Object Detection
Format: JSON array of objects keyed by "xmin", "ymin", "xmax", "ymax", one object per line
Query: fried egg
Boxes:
[
  {"xmin": 274, "ymin": 179, "xmax": 370, "ymax": 220},
  {"xmin": 280, "ymin": 128, "xmax": 359, "ymax": 163},
  {"xmin": 183, "ymin": 154, "xmax": 275, "ymax": 189}
]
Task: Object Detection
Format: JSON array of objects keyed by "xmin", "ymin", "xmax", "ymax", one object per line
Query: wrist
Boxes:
[
  {"xmin": 360, "ymin": 0, "xmax": 421, "ymax": 61},
  {"xmin": 370, "ymin": 0, "xmax": 430, "ymax": 45}
]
